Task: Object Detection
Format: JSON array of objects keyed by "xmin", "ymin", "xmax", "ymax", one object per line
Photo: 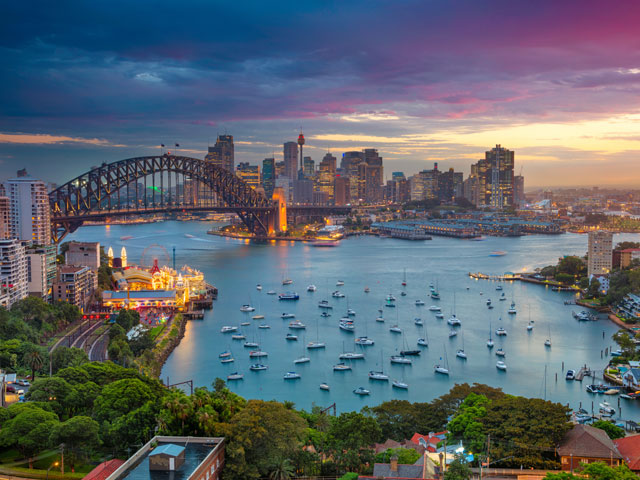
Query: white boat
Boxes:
[
  {"xmin": 386, "ymin": 294, "xmax": 396, "ymax": 302},
  {"xmin": 389, "ymin": 325, "xmax": 402, "ymax": 333},
  {"xmin": 434, "ymin": 346, "xmax": 450, "ymax": 375},
  {"xmin": 544, "ymin": 339, "xmax": 552, "ymax": 347},
  {"xmin": 252, "ymin": 314, "xmax": 265, "ymax": 320},
  {"xmin": 434, "ymin": 365, "xmax": 449, "ymax": 375},
  {"xmin": 307, "ymin": 341, "xmax": 326, "ymax": 349},
  {"xmin": 241, "ymin": 321, "xmax": 251, "ymax": 326},
  {"xmin": 221, "ymin": 326, "xmax": 238, "ymax": 333},
  {"xmin": 508, "ymin": 301, "xmax": 517, "ymax": 315},
  {"xmin": 486, "ymin": 299, "xmax": 492, "ymax": 306},
  {"xmin": 258, "ymin": 324, "xmax": 270, "ymax": 329},
  {"xmin": 219, "ymin": 351, "xmax": 231, "ymax": 358},
  {"xmin": 336, "ymin": 280, "xmax": 345, "ymax": 286},
  {"xmin": 355, "ymin": 336, "xmax": 375, "ymax": 346},
  {"xmin": 495, "ymin": 327, "xmax": 507, "ymax": 336},
  {"xmin": 307, "ymin": 284, "xmax": 317, "ymax": 292},
  {"xmin": 496, "ymin": 285, "xmax": 503, "ymax": 291},
  {"xmin": 496, "ymin": 361, "xmax": 507, "ymax": 371},
  {"xmin": 347, "ymin": 308, "xmax": 356, "ymax": 316},
  {"xmin": 339, "ymin": 320, "xmax": 355, "ymax": 332},
  {"xmin": 364, "ymin": 287, "xmax": 370, "ymax": 293},
  {"xmin": 495, "ymin": 348, "xmax": 505, "ymax": 357},
  {"xmin": 340, "ymin": 352, "xmax": 365, "ymax": 360},
  {"xmin": 448, "ymin": 330, "xmax": 457, "ymax": 338},
  {"xmin": 318, "ymin": 300, "xmax": 333, "ymax": 309},
  {"xmin": 435, "ymin": 313, "xmax": 444, "ymax": 319},
  {"xmin": 487, "ymin": 338, "xmax": 494, "ymax": 348},
  {"xmin": 353, "ymin": 387, "xmax": 370, "ymax": 395},
  {"xmin": 418, "ymin": 338, "xmax": 428, "ymax": 346},
  {"xmin": 333, "ymin": 362, "xmax": 352, "ymax": 371},
  {"xmin": 599, "ymin": 402, "xmax": 615, "ymax": 415},
  {"xmin": 447, "ymin": 315, "xmax": 461, "ymax": 326},
  {"xmin": 231, "ymin": 334, "xmax": 246, "ymax": 340},
  {"xmin": 249, "ymin": 364, "xmax": 268, "ymax": 371},
  {"xmin": 415, "ymin": 299, "xmax": 425, "ymax": 306},
  {"xmin": 281, "ymin": 313, "xmax": 296, "ymax": 319},
  {"xmin": 227, "ymin": 372, "xmax": 244, "ymax": 380},
  {"xmin": 285, "ymin": 333, "xmax": 298, "ymax": 341},
  {"xmin": 376, "ymin": 316, "xmax": 385, "ymax": 322},
  {"xmin": 289, "ymin": 321, "xmax": 306, "ymax": 329},
  {"xmin": 282, "ymin": 278, "xmax": 293, "ymax": 285},
  {"xmin": 220, "ymin": 357, "xmax": 234, "ymax": 364},
  {"xmin": 320, "ymin": 383, "xmax": 330, "ymax": 390},
  {"xmin": 392, "ymin": 380, "xmax": 409, "ymax": 389},
  {"xmin": 429, "ymin": 306, "xmax": 441, "ymax": 311},
  {"xmin": 321, "ymin": 311, "xmax": 331, "ymax": 317},
  {"xmin": 240, "ymin": 304, "xmax": 255, "ymax": 312},
  {"xmin": 294, "ymin": 357, "xmax": 310, "ymax": 364},
  {"xmin": 249, "ymin": 350, "xmax": 268, "ymax": 357},
  {"xmin": 456, "ymin": 349, "xmax": 467, "ymax": 359},
  {"xmin": 368, "ymin": 370, "xmax": 389, "ymax": 381},
  {"xmin": 527, "ymin": 322, "xmax": 533, "ymax": 331},
  {"xmin": 267, "ymin": 290, "xmax": 277, "ymax": 295},
  {"xmin": 256, "ymin": 284, "xmax": 262, "ymax": 291},
  {"xmin": 244, "ymin": 341, "xmax": 259, "ymax": 348},
  {"xmin": 284, "ymin": 371, "xmax": 301, "ymax": 379},
  {"xmin": 390, "ymin": 355, "xmax": 412, "ymax": 364},
  {"xmin": 414, "ymin": 318, "xmax": 423, "ymax": 326},
  {"xmin": 332, "ymin": 291, "xmax": 345, "ymax": 298},
  {"xmin": 566, "ymin": 369, "xmax": 576, "ymax": 380}
]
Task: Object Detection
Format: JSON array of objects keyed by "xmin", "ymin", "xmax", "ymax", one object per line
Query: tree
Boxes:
[
  {"xmin": 51, "ymin": 346, "xmax": 89, "ymax": 373},
  {"xmin": 25, "ymin": 376, "xmax": 72, "ymax": 417},
  {"xmin": 444, "ymin": 455, "xmax": 472, "ymax": 480},
  {"xmin": 50, "ymin": 416, "xmax": 101, "ymax": 466},
  {"xmin": 371, "ymin": 400, "xmax": 442, "ymax": 441},
  {"xmin": 447, "ymin": 393, "xmax": 489, "ymax": 453},
  {"xmin": 115, "ymin": 309, "xmax": 140, "ymax": 332},
  {"xmin": 587, "ymin": 278, "xmax": 602, "ymax": 298},
  {"xmin": 24, "ymin": 348, "xmax": 45, "ymax": 381},
  {"xmin": 268, "ymin": 457, "xmax": 294, "ymax": 480},
  {"xmin": 555, "ymin": 272, "xmax": 575, "ymax": 285},
  {"xmin": 592, "ymin": 420, "xmax": 625, "ymax": 440},
  {"xmin": 615, "ymin": 242, "xmax": 640, "ymax": 251},
  {"xmin": 0, "ymin": 407, "xmax": 59, "ymax": 467},
  {"xmin": 375, "ymin": 448, "xmax": 421, "ymax": 465},
  {"xmin": 540, "ymin": 266, "xmax": 557, "ymax": 278},
  {"xmin": 328, "ymin": 411, "xmax": 382, "ymax": 451},
  {"xmin": 94, "ymin": 378, "xmax": 154, "ymax": 422}
]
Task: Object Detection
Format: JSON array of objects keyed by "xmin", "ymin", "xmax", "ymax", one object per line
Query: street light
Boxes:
[{"xmin": 46, "ymin": 461, "xmax": 59, "ymax": 480}]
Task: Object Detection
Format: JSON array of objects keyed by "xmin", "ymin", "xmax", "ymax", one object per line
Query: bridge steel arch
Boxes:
[{"xmin": 49, "ymin": 154, "xmax": 274, "ymax": 242}]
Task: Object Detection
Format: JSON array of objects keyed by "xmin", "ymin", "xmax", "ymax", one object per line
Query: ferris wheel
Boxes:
[{"xmin": 140, "ymin": 244, "xmax": 170, "ymax": 269}]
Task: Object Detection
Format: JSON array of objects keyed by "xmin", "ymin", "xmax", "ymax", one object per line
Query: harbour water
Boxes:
[{"xmin": 67, "ymin": 222, "xmax": 640, "ymax": 414}]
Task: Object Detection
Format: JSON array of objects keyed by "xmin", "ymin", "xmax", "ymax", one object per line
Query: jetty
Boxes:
[{"xmin": 575, "ymin": 366, "xmax": 594, "ymax": 381}]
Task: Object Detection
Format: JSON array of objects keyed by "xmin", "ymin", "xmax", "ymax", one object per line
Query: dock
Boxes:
[
  {"xmin": 575, "ymin": 366, "xmax": 594, "ymax": 381},
  {"xmin": 184, "ymin": 310, "xmax": 205, "ymax": 320},
  {"xmin": 468, "ymin": 272, "xmax": 520, "ymax": 281}
]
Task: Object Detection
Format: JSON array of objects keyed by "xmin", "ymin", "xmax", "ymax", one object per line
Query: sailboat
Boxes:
[
  {"xmin": 307, "ymin": 317, "xmax": 326, "ymax": 349},
  {"xmin": 252, "ymin": 299, "xmax": 265, "ymax": 320},
  {"xmin": 376, "ymin": 307, "xmax": 384, "ymax": 322},
  {"xmin": 417, "ymin": 323, "xmax": 428, "ymax": 347},
  {"xmin": 527, "ymin": 305, "xmax": 533, "ymax": 331},
  {"xmin": 456, "ymin": 331, "xmax": 467, "ymax": 359},
  {"xmin": 508, "ymin": 289, "xmax": 517, "ymax": 314},
  {"xmin": 355, "ymin": 314, "xmax": 374, "ymax": 345},
  {"xmin": 339, "ymin": 341, "xmax": 365, "ymax": 360},
  {"xmin": 434, "ymin": 345, "xmax": 450, "ymax": 375},
  {"xmin": 487, "ymin": 322, "xmax": 494, "ymax": 348},
  {"xmin": 431, "ymin": 280, "xmax": 441, "ymax": 300},
  {"xmin": 447, "ymin": 292, "xmax": 461, "ymax": 326},
  {"xmin": 294, "ymin": 335, "xmax": 311, "ymax": 363},
  {"xmin": 400, "ymin": 331, "xmax": 420, "ymax": 356},
  {"xmin": 369, "ymin": 350, "xmax": 389, "ymax": 380},
  {"xmin": 402, "ymin": 268, "xmax": 407, "ymax": 287},
  {"xmin": 545, "ymin": 324, "xmax": 552, "ymax": 347}
]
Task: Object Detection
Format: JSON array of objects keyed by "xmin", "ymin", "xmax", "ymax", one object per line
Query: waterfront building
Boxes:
[
  {"xmin": 53, "ymin": 265, "xmax": 97, "ymax": 310},
  {"xmin": 558, "ymin": 425, "xmax": 622, "ymax": 470},
  {"xmin": 0, "ymin": 238, "xmax": 28, "ymax": 307},
  {"xmin": 370, "ymin": 222, "xmax": 432, "ymax": 240},
  {"xmin": 587, "ymin": 230, "xmax": 613, "ymax": 276},
  {"xmin": 26, "ymin": 244, "xmax": 57, "ymax": 301},
  {"xmin": 262, "ymin": 158, "xmax": 276, "ymax": 198},
  {"xmin": 65, "ymin": 241, "xmax": 101, "ymax": 270},
  {"xmin": 334, "ymin": 175, "xmax": 350, "ymax": 205},
  {"xmin": 283, "ymin": 141, "xmax": 298, "ymax": 182},
  {"xmin": 0, "ymin": 196, "xmax": 10, "ymax": 240},
  {"xmin": 469, "ymin": 145, "xmax": 515, "ymax": 209},
  {"xmin": 616, "ymin": 293, "xmax": 640, "ymax": 321},
  {"xmin": 236, "ymin": 162, "xmax": 261, "ymax": 189},
  {"xmin": 4, "ymin": 172, "xmax": 51, "ymax": 245},
  {"xmin": 438, "ymin": 167, "xmax": 463, "ymax": 203},
  {"xmin": 205, "ymin": 135, "xmax": 235, "ymax": 172},
  {"xmin": 514, "ymin": 174, "xmax": 525, "ymax": 208}
]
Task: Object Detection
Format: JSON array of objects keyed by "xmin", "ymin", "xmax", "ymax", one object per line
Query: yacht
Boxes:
[
  {"xmin": 336, "ymin": 280, "xmax": 345, "ymax": 286},
  {"xmin": 414, "ymin": 318, "xmax": 424, "ymax": 326},
  {"xmin": 307, "ymin": 284, "xmax": 317, "ymax": 292},
  {"xmin": 232, "ymin": 334, "xmax": 246, "ymax": 340},
  {"xmin": 415, "ymin": 299, "xmax": 425, "ymax": 306},
  {"xmin": 332, "ymin": 291, "xmax": 345, "ymax": 298},
  {"xmin": 389, "ymin": 325, "xmax": 402, "ymax": 333},
  {"xmin": 487, "ymin": 338, "xmax": 494, "ymax": 348},
  {"xmin": 340, "ymin": 352, "xmax": 365, "ymax": 360},
  {"xmin": 339, "ymin": 320, "xmax": 355, "ymax": 332},
  {"xmin": 220, "ymin": 357, "xmax": 234, "ymax": 364},
  {"xmin": 376, "ymin": 315, "xmax": 385, "ymax": 322},
  {"xmin": 347, "ymin": 308, "xmax": 356, "ymax": 316},
  {"xmin": 496, "ymin": 361, "xmax": 507, "ymax": 371},
  {"xmin": 390, "ymin": 355, "xmax": 412, "ymax": 365},
  {"xmin": 495, "ymin": 327, "xmax": 507, "ymax": 336},
  {"xmin": 355, "ymin": 336, "xmax": 375, "ymax": 346},
  {"xmin": 417, "ymin": 337, "xmax": 428, "ymax": 347},
  {"xmin": 447, "ymin": 315, "xmax": 461, "ymax": 326},
  {"xmin": 544, "ymin": 338, "xmax": 552, "ymax": 347},
  {"xmin": 241, "ymin": 321, "xmax": 251, "ymax": 326},
  {"xmin": 267, "ymin": 290, "xmax": 277, "ymax": 295},
  {"xmin": 249, "ymin": 350, "xmax": 268, "ymax": 357},
  {"xmin": 307, "ymin": 341, "xmax": 326, "ymax": 349},
  {"xmin": 288, "ymin": 321, "xmax": 306, "ymax": 329},
  {"xmin": 285, "ymin": 333, "xmax": 298, "ymax": 341},
  {"xmin": 435, "ymin": 313, "xmax": 444, "ymax": 319},
  {"xmin": 527, "ymin": 322, "xmax": 533, "ymax": 331},
  {"xmin": 392, "ymin": 380, "xmax": 409, "ymax": 389},
  {"xmin": 284, "ymin": 372, "xmax": 301, "ymax": 379},
  {"xmin": 333, "ymin": 362, "xmax": 352, "ymax": 371},
  {"xmin": 279, "ymin": 292, "xmax": 300, "ymax": 301},
  {"xmin": 227, "ymin": 372, "xmax": 244, "ymax": 381},
  {"xmin": 429, "ymin": 305, "xmax": 441, "ymax": 311},
  {"xmin": 256, "ymin": 284, "xmax": 262, "ymax": 291},
  {"xmin": 496, "ymin": 285, "xmax": 503, "ymax": 291},
  {"xmin": 240, "ymin": 305, "xmax": 255, "ymax": 312},
  {"xmin": 599, "ymin": 402, "xmax": 615, "ymax": 415},
  {"xmin": 249, "ymin": 364, "xmax": 268, "ymax": 371},
  {"xmin": 434, "ymin": 364, "xmax": 449, "ymax": 375},
  {"xmin": 566, "ymin": 369, "xmax": 576, "ymax": 380},
  {"xmin": 320, "ymin": 383, "xmax": 330, "ymax": 391},
  {"xmin": 456, "ymin": 349, "xmax": 467, "ymax": 359},
  {"xmin": 386, "ymin": 294, "xmax": 396, "ymax": 302},
  {"xmin": 318, "ymin": 300, "xmax": 333, "ymax": 309},
  {"xmin": 448, "ymin": 330, "xmax": 458, "ymax": 338},
  {"xmin": 281, "ymin": 313, "xmax": 296, "ymax": 319},
  {"xmin": 353, "ymin": 387, "xmax": 370, "ymax": 395},
  {"xmin": 244, "ymin": 341, "xmax": 259, "ymax": 348},
  {"xmin": 219, "ymin": 351, "xmax": 231, "ymax": 358},
  {"xmin": 221, "ymin": 326, "xmax": 238, "ymax": 333},
  {"xmin": 258, "ymin": 324, "xmax": 270, "ymax": 329},
  {"xmin": 321, "ymin": 311, "xmax": 331, "ymax": 318},
  {"xmin": 252, "ymin": 314, "xmax": 265, "ymax": 320},
  {"xmin": 508, "ymin": 301, "xmax": 517, "ymax": 315},
  {"xmin": 294, "ymin": 357, "xmax": 310, "ymax": 364},
  {"xmin": 282, "ymin": 278, "xmax": 293, "ymax": 285},
  {"xmin": 495, "ymin": 348, "xmax": 505, "ymax": 357},
  {"xmin": 368, "ymin": 371, "xmax": 389, "ymax": 381}
]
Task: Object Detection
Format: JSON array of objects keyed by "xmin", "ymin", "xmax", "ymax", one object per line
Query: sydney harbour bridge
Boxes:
[{"xmin": 49, "ymin": 154, "xmax": 351, "ymax": 243}]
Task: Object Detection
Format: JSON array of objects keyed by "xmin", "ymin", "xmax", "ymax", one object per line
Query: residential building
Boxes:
[
  {"xmin": 558, "ymin": 424, "xmax": 622, "ymax": 471},
  {"xmin": 614, "ymin": 435, "xmax": 640, "ymax": 472},
  {"xmin": 589, "ymin": 273, "xmax": 609, "ymax": 294},
  {"xmin": 65, "ymin": 241, "xmax": 101, "ymax": 270},
  {"xmin": 438, "ymin": 167, "xmax": 463, "ymax": 202},
  {"xmin": 0, "ymin": 238, "xmax": 28, "ymax": 307},
  {"xmin": 0, "ymin": 196, "xmax": 10, "ymax": 240},
  {"xmin": 616, "ymin": 293, "xmax": 640, "ymax": 321},
  {"xmin": 262, "ymin": 158, "xmax": 276, "ymax": 199},
  {"xmin": 283, "ymin": 141, "xmax": 298, "ymax": 182},
  {"xmin": 587, "ymin": 230, "xmax": 613, "ymax": 276},
  {"xmin": 53, "ymin": 265, "xmax": 97, "ymax": 310},
  {"xmin": 205, "ymin": 135, "xmax": 235, "ymax": 171},
  {"xmin": 26, "ymin": 244, "xmax": 57, "ymax": 301},
  {"xmin": 236, "ymin": 162, "xmax": 260, "ymax": 189},
  {"xmin": 514, "ymin": 174, "xmax": 525, "ymax": 208},
  {"xmin": 4, "ymin": 173, "xmax": 51, "ymax": 245},
  {"xmin": 469, "ymin": 145, "xmax": 515, "ymax": 208},
  {"xmin": 620, "ymin": 248, "xmax": 640, "ymax": 269},
  {"xmin": 334, "ymin": 175, "xmax": 350, "ymax": 205}
]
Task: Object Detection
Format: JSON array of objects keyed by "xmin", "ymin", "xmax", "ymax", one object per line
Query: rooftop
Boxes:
[
  {"xmin": 103, "ymin": 290, "xmax": 177, "ymax": 300},
  {"xmin": 558, "ymin": 424, "xmax": 622, "ymax": 459},
  {"xmin": 615, "ymin": 435, "xmax": 640, "ymax": 470}
]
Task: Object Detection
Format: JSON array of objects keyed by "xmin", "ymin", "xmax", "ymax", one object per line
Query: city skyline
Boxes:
[{"xmin": 2, "ymin": 1, "xmax": 640, "ymax": 187}]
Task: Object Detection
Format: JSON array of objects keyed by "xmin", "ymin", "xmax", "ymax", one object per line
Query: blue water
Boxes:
[{"xmin": 67, "ymin": 222, "xmax": 640, "ymax": 416}]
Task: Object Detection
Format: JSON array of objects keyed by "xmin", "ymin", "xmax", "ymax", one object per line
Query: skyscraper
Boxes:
[
  {"xmin": 334, "ymin": 175, "xmax": 350, "ymax": 205},
  {"xmin": 514, "ymin": 175, "xmax": 525, "ymax": 208},
  {"xmin": 302, "ymin": 157, "xmax": 315, "ymax": 178},
  {"xmin": 0, "ymin": 238, "xmax": 28, "ymax": 307},
  {"xmin": 0, "ymin": 196, "xmax": 10, "ymax": 240},
  {"xmin": 588, "ymin": 230, "xmax": 613, "ymax": 277},
  {"xmin": 5, "ymin": 172, "xmax": 51, "ymax": 245},
  {"xmin": 205, "ymin": 135, "xmax": 235, "ymax": 171},
  {"xmin": 262, "ymin": 158, "xmax": 276, "ymax": 198},
  {"xmin": 486, "ymin": 145, "xmax": 514, "ymax": 209},
  {"xmin": 283, "ymin": 141, "xmax": 298, "ymax": 182},
  {"xmin": 236, "ymin": 162, "xmax": 261, "ymax": 189}
]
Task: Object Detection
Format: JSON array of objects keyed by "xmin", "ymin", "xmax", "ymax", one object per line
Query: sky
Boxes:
[{"xmin": 1, "ymin": 0, "xmax": 640, "ymax": 188}]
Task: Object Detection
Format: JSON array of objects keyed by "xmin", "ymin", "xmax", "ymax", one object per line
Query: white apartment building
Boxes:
[
  {"xmin": 4, "ymin": 174, "xmax": 51, "ymax": 245},
  {"xmin": 0, "ymin": 239, "xmax": 28, "ymax": 308},
  {"xmin": 587, "ymin": 230, "xmax": 613, "ymax": 277}
]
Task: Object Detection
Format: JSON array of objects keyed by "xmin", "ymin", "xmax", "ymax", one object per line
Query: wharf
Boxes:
[
  {"xmin": 184, "ymin": 310, "xmax": 205, "ymax": 320},
  {"xmin": 575, "ymin": 366, "xmax": 594, "ymax": 381},
  {"xmin": 468, "ymin": 272, "xmax": 520, "ymax": 281}
]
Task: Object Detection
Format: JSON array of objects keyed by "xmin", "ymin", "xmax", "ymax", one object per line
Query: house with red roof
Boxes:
[
  {"xmin": 410, "ymin": 431, "xmax": 446, "ymax": 453},
  {"xmin": 615, "ymin": 435, "xmax": 640, "ymax": 472},
  {"xmin": 83, "ymin": 459, "xmax": 125, "ymax": 480}
]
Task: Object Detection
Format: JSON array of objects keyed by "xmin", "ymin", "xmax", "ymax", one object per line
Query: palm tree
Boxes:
[
  {"xmin": 24, "ymin": 349, "xmax": 44, "ymax": 381},
  {"xmin": 269, "ymin": 457, "xmax": 294, "ymax": 480}
]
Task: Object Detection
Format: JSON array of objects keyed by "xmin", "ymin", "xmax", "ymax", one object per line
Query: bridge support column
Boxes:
[{"xmin": 269, "ymin": 188, "xmax": 287, "ymax": 234}]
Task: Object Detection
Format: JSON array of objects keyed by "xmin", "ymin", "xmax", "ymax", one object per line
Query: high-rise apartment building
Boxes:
[
  {"xmin": 588, "ymin": 230, "xmax": 613, "ymax": 277},
  {"xmin": 205, "ymin": 135, "xmax": 235, "ymax": 171},
  {"xmin": 4, "ymin": 173, "xmax": 51, "ymax": 245},
  {"xmin": 53, "ymin": 265, "xmax": 97, "ymax": 310},
  {"xmin": 438, "ymin": 167, "xmax": 464, "ymax": 202},
  {"xmin": 0, "ymin": 196, "xmax": 10, "ymax": 240},
  {"xmin": 262, "ymin": 158, "xmax": 276, "ymax": 199},
  {"xmin": 334, "ymin": 176, "xmax": 350, "ymax": 205},
  {"xmin": 514, "ymin": 175, "xmax": 525, "ymax": 208},
  {"xmin": 302, "ymin": 157, "xmax": 315, "ymax": 178},
  {"xmin": 0, "ymin": 238, "xmax": 28, "ymax": 307},
  {"xmin": 236, "ymin": 162, "xmax": 261, "ymax": 189},
  {"xmin": 26, "ymin": 244, "xmax": 57, "ymax": 301},
  {"xmin": 66, "ymin": 241, "xmax": 101, "ymax": 270},
  {"xmin": 283, "ymin": 142, "xmax": 298, "ymax": 182}
]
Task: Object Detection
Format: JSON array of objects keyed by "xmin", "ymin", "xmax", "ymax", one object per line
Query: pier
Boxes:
[{"xmin": 468, "ymin": 272, "xmax": 520, "ymax": 281}]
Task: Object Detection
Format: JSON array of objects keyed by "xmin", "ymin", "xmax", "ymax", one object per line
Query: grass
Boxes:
[{"xmin": 149, "ymin": 324, "xmax": 165, "ymax": 340}]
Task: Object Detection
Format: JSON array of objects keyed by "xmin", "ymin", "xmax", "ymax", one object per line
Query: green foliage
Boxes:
[
  {"xmin": 540, "ymin": 265, "xmax": 557, "ymax": 278},
  {"xmin": 129, "ymin": 329, "xmax": 155, "ymax": 356},
  {"xmin": 616, "ymin": 242, "xmax": 640, "ymax": 251},
  {"xmin": 557, "ymin": 256, "xmax": 586, "ymax": 277},
  {"xmin": 328, "ymin": 411, "xmax": 382, "ymax": 451},
  {"xmin": 374, "ymin": 447, "xmax": 420, "ymax": 465},
  {"xmin": 592, "ymin": 420, "xmax": 625, "ymax": 439},
  {"xmin": 26, "ymin": 376, "xmax": 72, "ymax": 416},
  {"xmin": 51, "ymin": 346, "xmax": 89, "ymax": 373},
  {"xmin": 338, "ymin": 473, "xmax": 359, "ymax": 480},
  {"xmin": 545, "ymin": 462, "xmax": 639, "ymax": 480},
  {"xmin": 371, "ymin": 400, "xmax": 442, "ymax": 441},
  {"xmin": 447, "ymin": 393, "xmax": 489, "ymax": 452},
  {"xmin": 606, "ymin": 268, "xmax": 640, "ymax": 307},
  {"xmin": 555, "ymin": 272, "xmax": 575, "ymax": 285},
  {"xmin": 50, "ymin": 416, "xmax": 101, "ymax": 463},
  {"xmin": 444, "ymin": 455, "xmax": 472, "ymax": 480},
  {"xmin": 402, "ymin": 198, "xmax": 441, "ymax": 211},
  {"xmin": 94, "ymin": 378, "xmax": 154, "ymax": 422},
  {"xmin": 115, "ymin": 309, "xmax": 140, "ymax": 332},
  {"xmin": 0, "ymin": 407, "xmax": 59, "ymax": 463}
]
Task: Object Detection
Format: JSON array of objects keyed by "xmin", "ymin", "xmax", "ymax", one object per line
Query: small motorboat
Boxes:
[
  {"xmin": 320, "ymin": 383, "xmax": 330, "ymax": 391},
  {"xmin": 318, "ymin": 300, "xmax": 333, "ymax": 309},
  {"xmin": 527, "ymin": 322, "xmax": 533, "ymax": 331},
  {"xmin": 415, "ymin": 300, "xmax": 425, "ymax": 306},
  {"xmin": 289, "ymin": 321, "xmax": 306, "ymax": 329},
  {"xmin": 249, "ymin": 350, "xmax": 268, "ymax": 357},
  {"xmin": 284, "ymin": 371, "xmax": 301, "ymax": 379},
  {"xmin": 252, "ymin": 314, "xmax": 265, "ymax": 320},
  {"xmin": 347, "ymin": 308, "xmax": 356, "ymax": 316},
  {"xmin": 414, "ymin": 318, "xmax": 424, "ymax": 326},
  {"xmin": 400, "ymin": 291, "xmax": 407, "ymax": 297},
  {"xmin": 231, "ymin": 334, "xmax": 246, "ymax": 340},
  {"xmin": 333, "ymin": 363, "xmax": 352, "ymax": 371},
  {"xmin": 244, "ymin": 341, "xmax": 259, "ymax": 348},
  {"xmin": 307, "ymin": 284, "xmax": 317, "ymax": 292},
  {"xmin": 389, "ymin": 325, "xmax": 402, "ymax": 333},
  {"xmin": 495, "ymin": 327, "xmax": 507, "ymax": 336},
  {"xmin": 221, "ymin": 357, "xmax": 234, "ymax": 364},
  {"xmin": 448, "ymin": 330, "xmax": 458, "ymax": 338},
  {"xmin": 332, "ymin": 291, "xmax": 345, "ymax": 298},
  {"xmin": 227, "ymin": 372, "xmax": 244, "ymax": 380},
  {"xmin": 386, "ymin": 294, "xmax": 396, "ymax": 302},
  {"xmin": 456, "ymin": 349, "xmax": 467, "ymax": 359},
  {"xmin": 294, "ymin": 357, "xmax": 310, "ymax": 364},
  {"xmin": 258, "ymin": 324, "xmax": 270, "ymax": 329},
  {"xmin": 249, "ymin": 364, "xmax": 268, "ymax": 371},
  {"xmin": 221, "ymin": 326, "xmax": 238, "ymax": 333},
  {"xmin": 364, "ymin": 287, "xmax": 370, "ymax": 293},
  {"xmin": 241, "ymin": 321, "xmax": 251, "ymax": 326},
  {"xmin": 495, "ymin": 348, "xmax": 505, "ymax": 357},
  {"xmin": 336, "ymin": 280, "xmax": 345, "ymax": 286},
  {"xmin": 340, "ymin": 352, "xmax": 365, "ymax": 360},
  {"xmin": 392, "ymin": 380, "xmax": 409, "ymax": 389},
  {"xmin": 545, "ymin": 339, "xmax": 552, "ymax": 347},
  {"xmin": 611, "ymin": 349, "xmax": 623, "ymax": 357},
  {"xmin": 599, "ymin": 402, "xmax": 615, "ymax": 415},
  {"xmin": 435, "ymin": 313, "xmax": 444, "ymax": 319},
  {"xmin": 496, "ymin": 285, "xmax": 503, "ymax": 290},
  {"xmin": 285, "ymin": 333, "xmax": 298, "ymax": 341},
  {"xmin": 566, "ymin": 369, "xmax": 576, "ymax": 380},
  {"xmin": 368, "ymin": 371, "xmax": 389, "ymax": 381},
  {"xmin": 390, "ymin": 355, "xmax": 412, "ymax": 365},
  {"xmin": 496, "ymin": 361, "xmax": 507, "ymax": 371},
  {"xmin": 281, "ymin": 313, "xmax": 296, "ymax": 319},
  {"xmin": 321, "ymin": 311, "xmax": 331, "ymax": 317},
  {"xmin": 500, "ymin": 293, "xmax": 506, "ymax": 301},
  {"xmin": 486, "ymin": 299, "xmax": 492, "ymax": 305},
  {"xmin": 417, "ymin": 338, "xmax": 428, "ymax": 347},
  {"xmin": 355, "ymin": 336, "xmax": 375, "ymax": 346},
  {"xmin": 240, "ymin": 304, "xmax": 255, "ymax": 312},
  {"xmin": 256, "ymin": 284, "xmax": 262, "ymax": 291},
  {"xmin": 307, "ymin": 341, "xmax": 326, "ymax": 349},
  {"xmin": 267, "ymin": 290, "xmax": 277, "ymax": 295},
  {"xmin": 429, "ymin": 306, "xmax": 441, "ymax": 311},
  {"xmin": 353, "ymin": 387, "xmax": 370, "ymax": 395}
]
